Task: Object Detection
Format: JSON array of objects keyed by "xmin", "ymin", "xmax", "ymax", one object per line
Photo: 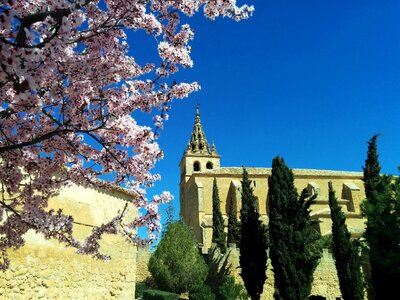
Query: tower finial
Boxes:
[{"xmin": 195, "ymin": 101, "xmax": 200, "ymax": 122}]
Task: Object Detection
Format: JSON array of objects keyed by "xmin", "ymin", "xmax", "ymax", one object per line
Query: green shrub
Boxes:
[
  {"xmin": 149, "ymin": 221, "xmax": 208, "ymax": 294},
  {"xmin": 219, "ymin": 276, "xmax": 248, "ymax": 300},
  {"xmin": 135, "ymin": 282, "xmax": 147, "ymax": 299},
  {"xmin": 142, "ymin": 289, "xmax": 180, "ymax": 300},
  {"xmin": 189, "ymin": 284, "xmax": 215, "ymax": 300}
]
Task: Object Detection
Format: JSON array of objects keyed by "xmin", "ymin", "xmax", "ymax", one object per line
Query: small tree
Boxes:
[
  {"xmin": 239, "ymin": 168, "xmax": 268, "ymax": 300},
  {"xmin": 268, "ymin": 157, "xmax": 321, "ymax": 300},
  {"xmin": 212, "ymin": 178, "xmax": 226, "ymax": 253},
  {"xmin": 328, "ymin": 182, "xmax": 364, "ymax": 300},
  {"xmin": 227, "ymin": 197, "xmax": 241, "ymax": 245},
  {"xmin": 149, "ymin": 221, "xmax": 208, "ymax": 294},
  {"xmin": 361, "ymin": 135, "xmax": 400, "ymax": 298}
]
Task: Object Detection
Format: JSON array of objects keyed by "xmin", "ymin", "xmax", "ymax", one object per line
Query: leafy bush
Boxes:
[
  {"xmin": 149, "ymin": 221, "xmax": 208, "ymax": 294},
  {"xmin": 135, "ymin": 282, "xmax": 147, "ymax": 299},
  {"xmin": 219, "ymin": 276, "xmax": 248, "ymax": 300},
  {"xmin": 189, "ymin": 284, "xmax": 215, "ymax": 300},
  {"xmin": 142, "ymin": 289, "xmax": 180, "ymax": 300},
  {"xmin": 315, "ymin": 234, "xmax": 332, "ymax": 252}
]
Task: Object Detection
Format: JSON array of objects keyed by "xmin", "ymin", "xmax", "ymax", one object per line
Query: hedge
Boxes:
[{"xmin": 142, "ymin": 289, "xmax": 180, "ymax": 300}]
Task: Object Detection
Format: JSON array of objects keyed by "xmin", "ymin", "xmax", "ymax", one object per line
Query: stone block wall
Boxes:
[
  {"xmin": 0, "ymin": 184, "xmax": 138, "ymax": 299},
  {"xmin": 136, "ymin": 248, "xmax": 152, "ymax": 283},
  {"xmin": 0, "ymin": 236, "xmax": 136, "ymax": 299},
  {"xmin": 207, "ymin": 245, "xmax": 344, "ymax": 300},
  {"xmin": 310, "ymin": 250, "xmax": 342, "ymax": 299}
]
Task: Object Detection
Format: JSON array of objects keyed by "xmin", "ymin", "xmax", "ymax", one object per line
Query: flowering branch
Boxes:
[{"xmin": 0, "ymin": 0, "xmax": 253, "ymax": 270}]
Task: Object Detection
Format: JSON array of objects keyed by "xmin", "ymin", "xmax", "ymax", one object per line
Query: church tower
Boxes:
[
  {"xmin": 179, "ymin": 104, "xmax": 220, "ymax": 185},
  {"xmin": 179, "ymin": 104, "xmax": 220, "ymax": 244}
]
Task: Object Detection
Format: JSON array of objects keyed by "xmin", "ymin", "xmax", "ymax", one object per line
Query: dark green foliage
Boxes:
[
  {"xmin": 314, "ymin": 234, "xmax": 332, "ymax": 252},
  {"xmin": 364, "ymin": 175, "xmax": 400, "ymax": 298},
  {"xmin": 362, "ymin": 134, "xmax": 381, "ymax": 200},
  {"xmin": 148, "ymin": 221, "xmax": 208, "ymax": 294},
  {"xmin": 328, "ymin": 182, "xmax": 364, "ymax": 300},
  {"xmin": 212, "ymin": 178, "xmax": 226, "ymax": 253},
  {"xmin": 361, "ymin": 135, "xmax": 400, "ymax": 299},
  {"xmin": 239, "ymin": 168, "xmax": 268, "ymax": 300},
  {"xmin": 135, "ymin": 282, "xmax": 147, "ymax": 299},
  {"xmin": 219, "ymin": 276, "xmax": 248, "ymax": 300},
  {"xmin": 142, "ymin": 290, "xmax": 180, "ymax": 300},
  {"xmin": 268, "ymin": 157, "xmax": 322, "ymax": 300},
  {"xmin": 189, "ymin": 284, "xmax": 216, "ymax": 300},
  {"xmin": 227, "ymin": 196, "xmax": 240, "ymax": 245}
]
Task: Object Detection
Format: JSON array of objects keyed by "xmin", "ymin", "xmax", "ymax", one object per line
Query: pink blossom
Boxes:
[{"xmin": 0, "ymin": 0, "xmax": 253, "ymax": 270}]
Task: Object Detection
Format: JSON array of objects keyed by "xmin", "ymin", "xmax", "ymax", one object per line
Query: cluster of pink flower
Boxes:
[{"xmin": 0, "ymin": 0, "xmax": 253, "ymax": 269}]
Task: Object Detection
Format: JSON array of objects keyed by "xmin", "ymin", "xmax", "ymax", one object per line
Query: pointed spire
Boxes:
[
  {"xmin": 186, "ymin": 103, "xmax": 212, "ymax": 155},
  {"xmin": 195, "ymin": 101, "xmax": 201, "ymax": 123},
  {"xmin": 211, "ymin": 143, "xmax": 217, "ymax": 155}
]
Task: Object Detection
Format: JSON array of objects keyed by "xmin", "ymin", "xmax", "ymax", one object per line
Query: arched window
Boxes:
[
  {"xmin": 206, "ymin": 162, "xmax": 213, "ymax": 170},
  {"xmin": 193, "ymin": 161, "xmax": 200, "ymax": 172}
]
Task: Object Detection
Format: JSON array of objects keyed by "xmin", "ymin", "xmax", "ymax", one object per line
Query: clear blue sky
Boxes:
[{"xmin": 134, "ymin": 1, "xmax": 400, "ymax": 229}]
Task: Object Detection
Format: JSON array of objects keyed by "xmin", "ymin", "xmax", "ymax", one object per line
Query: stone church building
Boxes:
[{"xmin": 180, "ymin": 105, "xmax": 366, "ymax": 251}]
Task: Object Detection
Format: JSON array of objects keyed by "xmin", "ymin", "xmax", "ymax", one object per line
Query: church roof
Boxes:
[{"xmin": 185, "ymin": 104, "xmax": 218, "ymax": 155}]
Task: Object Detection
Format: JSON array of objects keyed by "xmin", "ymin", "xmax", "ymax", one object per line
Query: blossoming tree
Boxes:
[{"xmin": 0, "ymin": 0, "xmax": 253, "ymax": 269}]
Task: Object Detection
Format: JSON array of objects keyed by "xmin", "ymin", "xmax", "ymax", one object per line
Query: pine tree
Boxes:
[
  {"xmin": 361, "ymin": 136, "xmax": 400, "ymax": 299},
  {"xmin": 239, "ymin": 168, "xmax": 268, "ymax": 300},
  {"xmin": 227, "ymin": 197, "xmax": 240, "ymax": 245},
  {"xmin": 328, "ymin": 181, "xmax": 363, "ymax": 300},
  {"xmin": 268, "ymin": 157, "xmax": 321, "ymax": 300},
  {"xmin": 212, "ymin": 177, "xmax": 227, "ymax": 253}
]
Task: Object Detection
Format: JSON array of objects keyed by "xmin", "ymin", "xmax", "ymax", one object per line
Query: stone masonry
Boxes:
[{"xmin": 0, "ymin": 184, "xmax": 138, "ymax": 299}]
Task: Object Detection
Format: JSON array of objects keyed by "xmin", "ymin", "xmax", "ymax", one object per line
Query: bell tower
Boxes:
[
  {"xmin": 179, "ymin": 104, "xmax": 220, "ymax": 185},
  {"xmin": 179, "ymin": 104, "xmax": 221, "ymax": 236}
]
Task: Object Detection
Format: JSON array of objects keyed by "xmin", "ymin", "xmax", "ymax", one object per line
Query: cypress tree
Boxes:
[
  {"xmin": 239, "ymin": 168, "xmax": 268, "ymax": 300},
  {"xmin": 227, "ymin": 196, "xmax": 240, "ymax": 245},
  {"xmin": 328, "ymin": 181, "xmax": 363, "ymax": 300},
  {"xmin": 362, "ymin": 134, "xmax": 381, "ymax": 200},
  {"xmin": 212, "ymin": 177, "xmax": 226, "ymax": 253},
  {"xmin": 361, "ymin": 135, "xmax": 400, "ymax": 299},
  {"xmin": 268, "ymin": 157, "xmax": 321, "ymax": 300}
]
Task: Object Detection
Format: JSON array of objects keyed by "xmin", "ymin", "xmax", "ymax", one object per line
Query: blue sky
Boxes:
[{"xmin": 134, "ymin": 1, "xmax": 400, "ymax": 228}]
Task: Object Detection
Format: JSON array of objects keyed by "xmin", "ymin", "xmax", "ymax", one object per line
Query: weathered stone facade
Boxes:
[
  {"xmin": 135, "ymin": 247, "xmax": 152, "ymax": 284},
  {"xmin": 180, "ymin": 106, "xmax": 367, "ymax": 299},
  {"xmin": 0, "ymin": 184, "xmax": 138, "ymax": 299},
  {"xmin": 208, "ymin": 245, "xmax": 342, "ymax": 300}
]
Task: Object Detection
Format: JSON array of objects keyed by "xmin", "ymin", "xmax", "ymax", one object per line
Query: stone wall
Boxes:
[
  {"xmin": 136, "ymin": 247, "xmax": 152, "ymax": 283},
  {"xmin": 207, "ymin": 245, "xmax": 345, "ymax": 300},
  {"xmin": 310, "ymin": 250, "xmax": 342, "ymax": 299},
  {"xmin": 0, "ymin": 184, "xmax": 138, "ymax": 299}
]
